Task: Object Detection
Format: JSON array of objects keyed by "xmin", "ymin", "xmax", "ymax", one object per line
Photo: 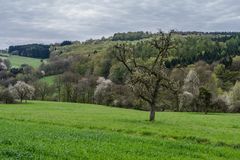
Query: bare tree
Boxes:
[
  {"xmin": 61, "ymin": 72, "xmax": 79, "ymax": 102},
  {"xmin": 34, "ymin": 81, "xmax": 52, "ymax": 101},
  {"xmin": 170, "ymin": 68, "xmax": 187, "ymax": 111},
  {"xmin": 77, "ymin": 76, "xmax": 96, "ymax": 103},
  {"xmin": 113, "ymin": 31, "xmax": 176, "ymax": 121},
  {"xmin": 199, "ymin": 87, "xmax": 212, "ymax": 114},
  {"xmin": 0, "ymin": 86, "xmax": 14, "ymax": 104},
  {"xmin": 54, "ymin": 75, "xmax": 62, "ymax": 102}
]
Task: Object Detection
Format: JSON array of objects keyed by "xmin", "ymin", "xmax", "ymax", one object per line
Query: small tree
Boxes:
[
  {"xmin": 198, "ymin": 87, "xmax": 212, "ymax": 114},
  {"xmin": 61, "ymin": 72, "xmax": 79, "ymax": 102},
  {"xmin": 179, "ymin": 91, "xmax": 194, "ymax": 111},
  {"xmin": 183, "ymin": 70, "xmax": 200, "ymax": 96},
  {"xmin": 54, "ymin": 75, "xmax": 62, "ymax": 102},
  {"xmin": 9, "ymin": 81, "xmax": 35, "ymax": 103},
  {"xmin": 94, "ymin": 77, "xmax": 113, "ymax": 105},
  {"xmin": 0, "ymin": 62, "xmax": 7, "ymax": 71},
  {"xmin": 76, "ymin": 76, "xmax": 96, "ymax": 103},
  {"xmin": 180, "ymin": 70, "xmax": 200, "ymax": 111},
  {"xmin": 113, "ymin": 31, "xmax": 176, "ymax": 121},
  {"xmin": 212, "ymin": 95, "xmax": 229, "ymax": 113},
  {"xmin": 34, "ymin": 81, "xmax": 52, "ymax": 101},
  {"xmin": 170, "ymin": 68, "xmax": 186, "ymax": 111},
  {"xmin": 229, "ymin": 81, "xmax": 240, "ymax": 112},
  {"xmin": 0, "ymin": 86, "xmax": 14, "ymax": 104},
  {"xmin": 230, "ymin": 81, "xmax": 240, "ymax": 102}
]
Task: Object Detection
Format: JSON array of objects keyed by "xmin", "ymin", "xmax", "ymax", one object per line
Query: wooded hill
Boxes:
[{"xmin": 1, "ymin": 31, "xmax": 240, "ymax": 113}]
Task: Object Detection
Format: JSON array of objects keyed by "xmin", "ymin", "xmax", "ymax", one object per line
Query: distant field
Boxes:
[
  {"xmin": 0, "ymin": 55, "xmax": 43, "ymax": 68},
  {"xmin": 58, "ymin": 39, "xmax": 150, "ymax": 56},
  {"xmin": 59, "ymin": 41, "xmax": 115, "ymax": 56},
  {"xmin": 0, "ymin": 101, "xmax": 239, "ymax": 159},
  {"xmin": 39, "ymin": 75, "xmax": 58, "ymax": 85}
]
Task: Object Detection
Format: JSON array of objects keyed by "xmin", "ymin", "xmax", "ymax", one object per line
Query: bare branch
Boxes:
[{"xmin": 114, "ymin": 44, "xmax": 133, "ymax": 73}]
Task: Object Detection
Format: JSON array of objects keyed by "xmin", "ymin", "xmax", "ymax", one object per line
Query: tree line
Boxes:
[
  {"xmin": 112, "ymin": 31, "xmax": 153, "ymax": 41},
  {"xmin": 8, "ymin": 44, "xmax": 50, "ymax": 59}
]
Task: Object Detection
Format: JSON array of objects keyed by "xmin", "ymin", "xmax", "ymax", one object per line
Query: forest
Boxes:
[{"xmin": 8, "ymin": 44, "xmax": 50, "ymax": 59}]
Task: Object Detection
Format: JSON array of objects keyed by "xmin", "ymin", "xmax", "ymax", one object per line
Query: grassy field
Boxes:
[
  {"xmin": 0, "ymin": 101, "xmax": 239, "ymax": 159},
  {"xmin": 39, "ymin": 75, "xmax": 58, "ymax": 85},
  {"xmin": 0, "ymin": 55, "xmax": 42, "ymax": 68},
  {"xmin": 57, "ymin": 39, "xmax": 149, "ymax": 56},
  {"xmin": 57, "ymin": 41, "xmax": 115, "ymax": 56}
]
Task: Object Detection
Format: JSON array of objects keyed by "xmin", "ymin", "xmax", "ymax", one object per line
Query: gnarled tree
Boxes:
[{"xmin": 113, "ymin": 31, "xmax": 176, "ymax": 121}]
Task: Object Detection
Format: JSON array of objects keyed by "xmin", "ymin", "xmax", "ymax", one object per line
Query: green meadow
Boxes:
[
  {"xmin": 0, "ymin": 101, "xmax": 239, "ymax": 159},
  {"xmin": 0, "ymin": 55, "xmax": 42, "ymax": 68},
  {"xmin": 39, "ymin": 75, "xmax": 58, "ymax": 85}
]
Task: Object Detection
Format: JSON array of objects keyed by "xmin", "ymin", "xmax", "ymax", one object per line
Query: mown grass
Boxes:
[
  {"xmin": 0, "ymin": 55, "xmax": 43, "ymax": 68},
  {"xmin": 0, "ymin": 101, "xmax": 239, "ymax": 159}
]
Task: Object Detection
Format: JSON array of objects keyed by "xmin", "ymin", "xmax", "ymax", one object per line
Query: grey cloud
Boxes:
[{"xmin": 0, "ymin": 0, "xmax": 240, "ymax": 48}]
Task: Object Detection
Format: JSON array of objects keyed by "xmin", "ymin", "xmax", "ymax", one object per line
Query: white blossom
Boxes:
[
  {"xmin": 183, "ymin": 70, "xmax": 200, "ymax": 96},
  {"xmin": 0, "ymin": 62, "xmax": 7, "ymax": 70},
  {"xmin": 9, "ymin": 81, "xmax": 35, "ymax": 102},
  {"xmin": 94, "ymin": 77, "xmax": 113, "ymax": 104}
]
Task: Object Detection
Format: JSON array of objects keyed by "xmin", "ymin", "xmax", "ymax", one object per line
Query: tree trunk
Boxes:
[
  {"xmin": 149, "ymin": 105, "xmax": 155, "ymax": 121},
  {"xmin": 58, "ymin": 89, "xmax": 61, "ymax": 102},
  {"xmin": 205, "ymin": 104, "xmax": 208, "ymax": 114}
]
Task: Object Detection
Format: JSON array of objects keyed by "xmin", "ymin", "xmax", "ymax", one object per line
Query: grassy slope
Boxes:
[
  {"xmin": 0, "ymin": 55, "xmax": 42, "ymax": 68},
  {"xmin": 0, "ymin": 101, "xmax": 239, "ymax": 159},
  {"xmin": 58, "ymin": 39, "xmax": 147, "ymax": 56},
  {"xmin": 56, "ymin": 41, "xmax": 114, "ymax": 56},
  {"xmin": 39, "ymin": 75, "xmax": 58, "ymax": 85}
]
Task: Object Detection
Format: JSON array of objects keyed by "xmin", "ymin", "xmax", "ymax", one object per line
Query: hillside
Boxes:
[
  {"xmin": 2, "ymin": 31, "xmax": 240, "ymax": 113},
  {"xmin": 0, "ymin": 101, "xmax": 239, "ymax": 159},
  {"xmin": 53, "ymin": 40, "xmax": 115, "ymax": 56},
  {"xmin": 4, "ymin": 31, "xmax": 239, "ymax": 113}
]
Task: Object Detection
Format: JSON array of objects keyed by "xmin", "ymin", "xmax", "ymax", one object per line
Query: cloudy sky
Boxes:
[{"xmin": 0, "ymin": 0, "xmax": 239, "ymax": 48}]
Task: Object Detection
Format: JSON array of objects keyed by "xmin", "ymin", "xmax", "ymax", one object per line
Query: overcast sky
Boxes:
[{"xmin": 0, "ymin": 0, "xmax": 240, "ymax": 49}]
